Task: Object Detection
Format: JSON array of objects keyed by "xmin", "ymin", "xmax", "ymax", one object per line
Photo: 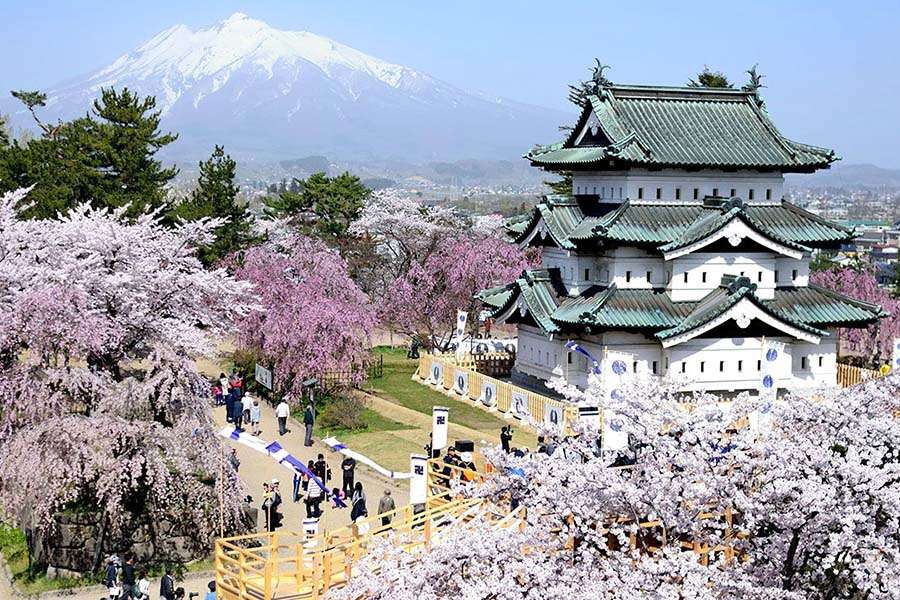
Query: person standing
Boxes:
[
  {"xmin": 121, "ymin": 554, "xmax": 136, "ymax": 599},
  {"xmin": 242, "ymin": 393, "xmax": 253, "ymax": 426},
  {"xmin": 340, "ymin": 456, "xmax": 356, "ymax": 497},
  {"xmin": 104, "ymin": 555, "xmax": 119, "ymax": 600},
  {"xmin": 228, "ymin": 449, "xmax": 240, "ymax": 473},
  {"xmin": 219, "ymin": 372, "xmax": 230, "ymax": 396},
  {"xmin": 250, "ymin": 399, "xmax": 261, "ymax": 436},
  {"xmin": 270, "ymin": 479, "xmax": 283, "ymax": 530},
  {"xmin": 306, "ymin": 477, "xmax": 323, "ymax": 518},
  {"xmin": 203, "ymin": 581, "xmax": 216, "ymax": 600},
  {"xmin": 500, "ymin": 425, "xmax": 513, "ymax": 454},
  {"xmin": 350, "ymin": 482, "xmax": 368, "ymax": 522},
  {"xmin": 378, "ymin": 489, "xmax": 396, "ymax": 527},
  {"xmin": 135, "ymin": 570, "xmax": 150, "ymax": 600},
  {"xmin": 159, "ymin": 567, "xmax": 176, "ymax": 600},
  {"xmin": 275, "ymin": 398, "xmax": 290, "ymax": 436},
  {"xmin": 231, "ymin": 386, "xmax": 244, "ymax": 431},
  {"xmin": 261, "ymin": 482, "xmax": 273, "ymax": 531},
  {"xmin": 303, "ymin": 402, "xmax": 315, "ymax": 447},
  {"xmin": 313, "ymin": 453, "xmax": 331, "ymax": 484}
]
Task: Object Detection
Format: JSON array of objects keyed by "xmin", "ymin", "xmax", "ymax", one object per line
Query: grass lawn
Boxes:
[{"xmin": 365, "ymin": 347, "xmax": 535, "ymax": 447}]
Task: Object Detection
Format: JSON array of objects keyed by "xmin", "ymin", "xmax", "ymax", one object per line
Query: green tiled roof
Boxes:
[
  {"xmin": 527, "ymin": 85, "xmax": 837, "ymax": 172},
  {"xmin": 514, "ymin": 196, "xmax": 852, "ymax": 252},
  {"xmin": 479, "ymin": 269, "xmax": 884, "ymax": 339}
]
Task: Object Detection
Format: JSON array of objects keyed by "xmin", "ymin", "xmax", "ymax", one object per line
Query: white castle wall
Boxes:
[{"xmin": 572, "ymin": 169, "xmax": 785, "ymax": 204}]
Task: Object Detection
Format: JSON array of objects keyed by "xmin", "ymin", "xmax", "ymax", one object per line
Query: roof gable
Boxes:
[{"xmin": 528, "ymin": 85, "xmax": 837, "ymax": 172}]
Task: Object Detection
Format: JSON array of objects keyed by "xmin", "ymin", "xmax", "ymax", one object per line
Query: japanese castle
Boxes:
[{"xmin": 479, "ymin": 76, "xmax": 887, "ymax": 393}]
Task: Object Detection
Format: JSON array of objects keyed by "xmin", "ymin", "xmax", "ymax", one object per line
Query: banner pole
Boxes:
[{"xmin": 219, "ymin": 452, "xmax": 225, "ymax": 537}]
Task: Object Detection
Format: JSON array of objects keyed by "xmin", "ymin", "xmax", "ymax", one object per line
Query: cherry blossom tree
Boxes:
[
  {"xmin": 811, "ymin": 266, "xmax": 900, "ymax": 360},
  {"xmin": 380, "ymin": 234, "xmax": 534, "ymax": 349},
  {"xmin": 232, "ymin": 235, "xmax": 377, "ymax": 396},
  {"xmin": 0, "ymin": 188, "xmax": 254, "ymax": 566},
  {"xmin": 336, "ymin": 374, "xmax": 900, "ymax": 598}
]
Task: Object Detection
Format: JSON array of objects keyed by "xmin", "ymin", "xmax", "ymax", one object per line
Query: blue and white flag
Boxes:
[
  {"xmin": 454, "ymin": 310, "xmax": 468, "ymax": 340},
  {"xmin": 322, "ymin": 436, "xmax": 411, "ymax": 480},
  {"xmin": 759, "ymin": 340, "xmax": 785, "ymax": 401},
  {"xmin": 601, "ymin": 350, "xmax": 633, "ymax": 452},
  {"xmin": 218, "ymin": 427, "xmax": 347, "ymax": 508},
  {"xmin": 565, "ymin": 340, "xmax": 601, "ymax": 375}
]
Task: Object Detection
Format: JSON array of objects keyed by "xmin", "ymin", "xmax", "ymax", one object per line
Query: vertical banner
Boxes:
[
  {"xmin": 432, "ymin": 406, "xmax": 449, "ymax": 452},
  {"xmin": 601, "ymin": 350, "xmax": 633, "ymax": 453},
  {"xmin": 453, "ymin": 369, "xmax": 469, "ymax": 395},
  {"xmin": 892, "ymin": 338, "xmax": 900, "ymax": 373},
  {"xmin": 759, "ymin": 340, "xmax": 785, "ymax": 401},
  {"xmin": 409, "ymin": 455, "xmax": 428, "ymax": 505},
  {"xmin": 750, "ymin": 398, "xmax": 774, "ymax": 435},
  {"xmin": 511, "ymin": 391, "xmax": 530, "ymax": 420},
  {"xmin": 430, "ymin": 361, "xmax": 444, "ymax": 387},
  {"xmin": 544, "ymin": 403, "xmax": 564, "ymax": 430},
  {"xmin": 480, "ymin": 380, "xmax": 497, "ymax": 407}
]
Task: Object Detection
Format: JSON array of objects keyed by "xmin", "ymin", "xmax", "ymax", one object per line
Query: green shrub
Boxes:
[{"xmin": 317, "ymin": 395, "xmax": 367, "ymax": 432}]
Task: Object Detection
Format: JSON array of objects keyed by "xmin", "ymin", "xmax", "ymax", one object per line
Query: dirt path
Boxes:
[{"xmin": 211, "ymin": 398, "xmax": 409, "ymax": 534}]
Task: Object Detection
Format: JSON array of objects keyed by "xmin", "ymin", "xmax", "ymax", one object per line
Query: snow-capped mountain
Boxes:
[{"xmin": 6, "ymin": 13, "xmax": 567, "ymax": 161}]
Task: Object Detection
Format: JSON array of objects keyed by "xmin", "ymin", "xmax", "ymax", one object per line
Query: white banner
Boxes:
[
  {"xmin": 749, "ymin": 399, "xmax": 774, "ymax": 436},
  {"xmin": 601, "ymin": 351, "xmax": 633, "ymax": 453},
  {"xmin": 892, "ymin": 338, "xmax": 900, "ymax": 373},
  {"xmin": 453, "ymin": 369, "xmax": 469, "ymax": 395},
  {"xmin": 759, "ymin": 340, "xmax": 785, "ymax": 401},
  {"xmin": 430, "ymin": 361, "xmax": 444, "ymax": 386},
  {"xmin": 544, "ymin": 403, "xmax": 564, "ymax": 430},
  {"xmin": 409, "ymin": 455, "xmax": 428, "ymax": 505},
  {"xmin": 602, "ymin": 412, "xmax": 628, "ymax": 451},
  {"xmin": 511, "ymin": 391, "xmax": 530, "ymax": 420},
  {"xmin": 454, "ymin": 310, "xmax": 468, "ymax": 340},
  {"xmin": 321, "ymin": 436, "xmax": 411, "ymax": 480},
  {"xmin": 480, "ymin": 380, "xmax": 497, "ymax": 407},
  {"xmin": 432, "ymin": 406, "xmax": 449, "ymax": 451}
]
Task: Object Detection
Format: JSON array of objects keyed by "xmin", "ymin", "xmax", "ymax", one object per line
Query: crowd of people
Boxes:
[{"xmin": 103, "ymin": 554, "xmax": 218, "ymax": 600}]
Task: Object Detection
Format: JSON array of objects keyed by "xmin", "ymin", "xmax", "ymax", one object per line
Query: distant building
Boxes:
[{"xmin": 479, "ymin": 82, "xmax": 887, "ymax": 393}]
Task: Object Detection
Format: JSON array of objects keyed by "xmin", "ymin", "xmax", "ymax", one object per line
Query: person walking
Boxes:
[
  {"xmin": 378, "ymin": 489, "xmax": 396, "ymax": 527},
  {"xmin": 340, "ymin": 455, "xmax": 356, "ymax": 497},
  {"xmin": 212, "ymin": 381, "xmax": 223, "ymax": 406},
  {"xmin": 303, "ymin": 401, "xmax": 315, "ymax": 447},
  {"xmin": 104, "ymin": 555, "xmax": 119, "ymax": 600},
  {"xmin": 228, "ymin": 449, "xmax": 240, "ymax": 473},
  {"xmin": 350, "ymin": 481, "xmax": 368, "ymax": 522},
  {"xmin": 306, "ymin": 477, "xmax": 323, "ymax": 518},
  {"xmin": 159, "ymin": 567, "xmax": 176, "ymax": 600},
  {"xmin": 121, "ymin": 553, "xmax": 136, "ymax": 599},
  {"xmin": 275, "ymin": 399, "xmax": 290, "ymax": 436},
  {"xmin": 500, "ymin": 425, "xmax": 513, "ymax": 454},
  {"xmin": 250, "ymin": 399, "xmax": 262, "ymax": 436}
]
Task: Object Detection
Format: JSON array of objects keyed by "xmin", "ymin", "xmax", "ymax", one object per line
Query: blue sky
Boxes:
[{"xmin": 1, "ymin": 0, "xmax": 898, "ymax": 167}]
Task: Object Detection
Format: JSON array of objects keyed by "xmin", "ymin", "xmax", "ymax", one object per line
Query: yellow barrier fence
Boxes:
[
  {"xmin": 415, "ymin": 354, "xmax": 578, "ymax": 433},
  {"xmin": 836, "ymin": 363, "xmax": 884, "ymax": 388}
]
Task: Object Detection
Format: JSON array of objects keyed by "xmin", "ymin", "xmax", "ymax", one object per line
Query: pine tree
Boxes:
[
  {"xmin": 175, "ymin": 145, "xmax": 254, "ymax": 265},
  {"xmin": 263, "ymin": 171, "xmax": 369, "ymax": 238},
  {"xmin": 688, "ymin": 67, "xmax": 733, "ymax": 89}
]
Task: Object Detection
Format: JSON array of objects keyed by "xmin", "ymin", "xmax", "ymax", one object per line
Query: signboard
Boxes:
[
  {"xmin": 480, "ymin": 381, "xmax": 497, "ymax": 407},
  {"xmin": 578, "ymin": 405, "xmax": 600, "ymax": 429},
  {"xmin": 544, "ymin": 403, "xmax": 564, "ymax": 430},
  {"xmin": 430, "ymin": 361, "xmax": 444, "ymax": 387},
  {"xmin": 453, "ymin": 369, "xmax": 469, "ymax": 396},
  {"xmin": 511, "ymin": 391, "xmax": 530, "ymax": 420},
  {"xmin": 432, "ymin": 407, "xmax": 449, "ymax": 452},
  {"xmin": 254, "ymin": 363, "xmax": 273, "ymax": 390},
  {"xmin": 409, "ymin": 455, "xmax": 428, "ymax": 505}
]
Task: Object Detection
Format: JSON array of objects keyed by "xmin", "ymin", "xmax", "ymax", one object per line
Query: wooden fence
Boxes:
[
  {"xmin": 836, "ymin": 363, "xmax": 884, "ymax": 388},
  {"xmin": 415, "ymin": 353, "xmax": 578, "ymax": 433}
]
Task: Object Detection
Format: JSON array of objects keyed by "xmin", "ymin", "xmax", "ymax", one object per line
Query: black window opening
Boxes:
[
  {"xmin": 638, "ymin": 187, "xmax": 644, "ymax": 199},
  {"xmin": 656, "ymin": 187, "xmax": 662, "ymax": 200},
  {"xmin": 626, "ymin": 271, "xmax": 632, "ymax": 283},
  {"xmin": 584, "ymin": 268, "xmax": 590, "ymax": 280},
  {"xmin": 646, "ymin": 270, "xmax": 652, "ymax": 283},
  {"xmin": 719, "ymin": 361, "xmax": 725, "ymax": 372},
  {"xmin": 766, "ymin": 188, "xmax": 772, "ymax": 200},
  {"xmin": 675, "ymin": 188, "xmax": 681, "ymax": 200},
  {"xmin": 693, "ymin": 188, "xmax": 699, "ymax": 200},
  {"xmin": 652, "ymin": 360, "xmax": 658, "ymax": 374},
  {"xmin": 749, "ymin": 189, "xmax": 755, "ymax": 200}
]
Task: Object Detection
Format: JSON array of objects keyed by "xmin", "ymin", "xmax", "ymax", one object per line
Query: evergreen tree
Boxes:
[
  {"xmin": 688, "ymin": 67, "xmax": 734, "ymax": 89},
  {"xmin": 0, "ymin": 115, "xmax": 10, "ymax": 147},
  {"xmin": 175, "ymin": 145, "xmax": 254, "ymax": 266},
  {"xmin": 263, "ymin": 171, "xmax": 369, "ymax": 238},
  {"xmin": 0, "ymin": 87, "xmax": 177, "ymax": 220},
  {"xmin": 544, "ymin": 173, "xmax": 573, "ymax": 196}
]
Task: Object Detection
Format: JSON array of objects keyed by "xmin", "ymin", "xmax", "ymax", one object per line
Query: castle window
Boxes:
[
  {"xmin": 683, "ymin": 272, "xmax": 688, "ymax": 283},
  {"xmin": 619, "ymin": 187, "xmax": 623, "ymax": 199},
  {"xmin": 757, "ymin": 360, "xmax": 762, "ymax": 371},
  {"xmin": 758, "ymin": 271, "xmax": 763, "ymax": 283},
  {"xmin": 576, "ymin": 186, "xmax": 581, "ymax": 194},
  {"xmin": 766, "ymin": 188, "xmax": 772, "ymax": 200},
  {"xmin": 730, "ymin": 188, "xmax": 736, "ymax": 198},
  {"xmin": 681, "ymin": 362, "xmax": 687, "ymax": 374},
  {"xmin": 665, "ymin": 357, "xmax": 669, "ymax": 369},
  {"xmin": 774, "ymin": 270, "xmax": 780, "ymax": 282},
  {"xmin": 626, "ymin": 271, "xmax": 632, "ymax": 283},
  {"xmin": 675, "ymin": 188, "xmax": 681, "ymax": 200},
  {"xmin": 702, "ymin": 272, "xmax": 707, "ymax": 283},
  {"xmin": 693, "ymin": 188, "xmax": 699, "ymax": 200},
  {"xmin": 652, "ymin": 360, "xmax": 658, "ymax": 375},
  {"xmin": 584, "ymin": 268, "xmax": 590, "ymax": 280},
  {"xmin": 567, "ymin": 353, "xmax": 572, "ymax": 364},
  {"xmin": 593, "ymin": 186, "xmax": 597, "ymax": 195},
  {"xmin": 632, "ymin": 361, "xmax": 639, "ymax": 373},
  {"xmin": 801, "ymin": 356, "xmax": 808, "ymax": 370},
  {"xmin": 638, "ymin": 187, "xmax": 644, "ymax": 199},
  {"xmin": 749, "ymin": 189, "xmax": 755, "ymax": 200},
  {"xmin": 700, "ymin": 361, "xmax": 705, "ymax": 373},
  {"xmin": 792, "ymin": 269, "xmax": 798, "ymax": 281},
  {"xmin": 655, "ymin": 187, "xmax": 662, "ymax": 200},
  {"xmin": 738, "ymin": 360, "xmax": 743, "ymax": 372},
  {"xmin": 818, "ymin": 356, "xmax": 824, "ymax": 367},
  {"xmin": 719, "ymin": 361, "xmax": 725, "ymax": 372},
  {"xmin": 646, "ymin": 270, "xmax": 652, "ymax": 283},
  {"xmin": 712, "ymin": 187, "xmax": 719, "ymax": 197}
]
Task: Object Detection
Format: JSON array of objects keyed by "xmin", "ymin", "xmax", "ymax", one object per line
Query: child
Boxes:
[
  {"xmin": 212, "ymin": 382, "xmax": 223, "ymax": 406},
  {"xmin": 250, "ymin": 399, "xmax": 261, "ymax": 436}
]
